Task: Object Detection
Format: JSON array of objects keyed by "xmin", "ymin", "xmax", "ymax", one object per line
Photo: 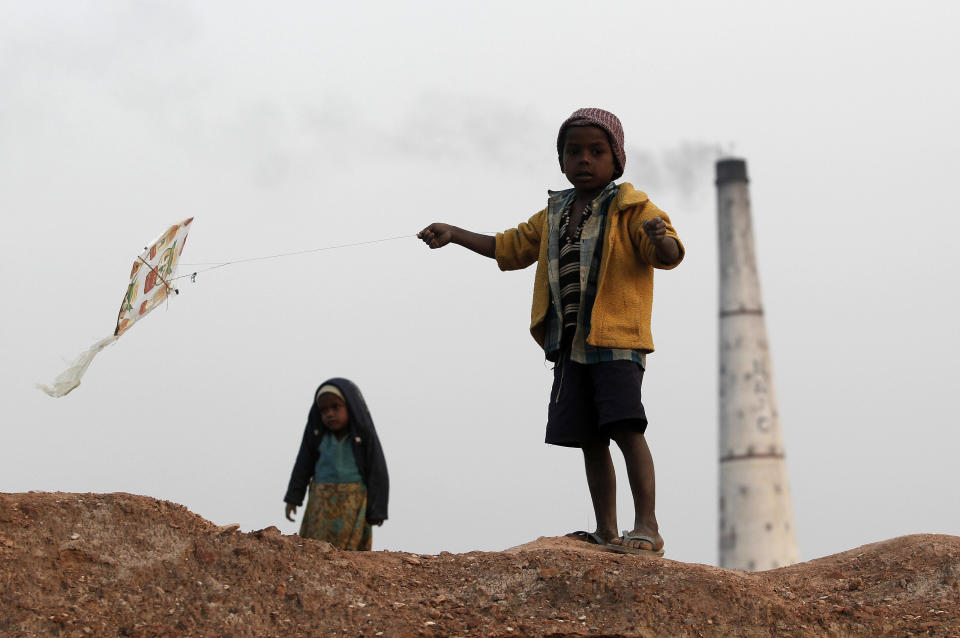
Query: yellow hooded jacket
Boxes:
[{"xmin": 494, "ymin": 183, "xmax": 684, "ymax": 353}]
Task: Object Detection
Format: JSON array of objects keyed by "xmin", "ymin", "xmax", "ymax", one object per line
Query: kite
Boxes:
[{"xmin": 37, "ymin": 218, "xmax": 194, "ymax": 397}]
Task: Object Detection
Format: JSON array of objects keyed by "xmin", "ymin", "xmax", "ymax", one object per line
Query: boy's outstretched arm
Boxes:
[{"xmin": 418, "ymin": 223, "xmax": 496, "ymax": 259}]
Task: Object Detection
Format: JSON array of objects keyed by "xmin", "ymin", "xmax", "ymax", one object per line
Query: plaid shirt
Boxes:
[{"xmin": 543, "ymin": 181, "xmax": 647, "ymax": 367}]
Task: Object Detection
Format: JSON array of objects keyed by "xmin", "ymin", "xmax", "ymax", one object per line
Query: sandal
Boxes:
[{"xmin": 605, "ymin": 532, "xmax": 665, "ymax": 557}]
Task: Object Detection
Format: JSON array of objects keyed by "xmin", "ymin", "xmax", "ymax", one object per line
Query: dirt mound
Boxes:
[{"xmin": 1, "ymin": 492, "xmax": 958, "ymax": 637}]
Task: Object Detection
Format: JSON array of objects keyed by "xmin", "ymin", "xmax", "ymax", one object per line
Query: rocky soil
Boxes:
[{"xmin": 1, "ymin": 492, "xmax": 958, "ymax": 637}]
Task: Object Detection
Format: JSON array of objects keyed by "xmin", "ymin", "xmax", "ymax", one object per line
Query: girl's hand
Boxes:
[
  {"xmin": 284, "ymin": 503, "xmax": 297, "ymax": 522},
  {"xmin": 368, "ymin": 519, "xmax": 384, "ymax": 526},
  {"xmin": 418, "ymin": 223, "xmax": 456, "ymax": 249}
]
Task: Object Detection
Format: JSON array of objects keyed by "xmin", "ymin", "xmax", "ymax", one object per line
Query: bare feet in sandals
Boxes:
[{"xmin": 607, "ymin": 528, "xmax": 665, "ymax": 556}]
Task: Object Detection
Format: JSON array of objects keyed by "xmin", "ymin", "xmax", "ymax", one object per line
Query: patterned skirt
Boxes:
[{"xmin": 299, "ymin": 481, "xmax": 372, "ymax": 551}]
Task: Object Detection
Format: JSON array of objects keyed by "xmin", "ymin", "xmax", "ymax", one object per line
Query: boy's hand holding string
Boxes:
[{"xmin": 417, "ymin": 224, "xmax": 496, "ymax": 258}]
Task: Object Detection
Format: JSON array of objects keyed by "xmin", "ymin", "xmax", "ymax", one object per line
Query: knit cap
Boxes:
[{"xmin": 556, "ymin": 108, "xmax": 625, "ymax": 180}]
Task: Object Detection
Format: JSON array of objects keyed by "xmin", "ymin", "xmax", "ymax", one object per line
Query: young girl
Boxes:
[
  {"xmin": 418, "ymin": 108, "xmax": 683, "ymax": 556},
  {"xmin": 283, "ymin": 378, "xmax": 389, "ymax": 550}
]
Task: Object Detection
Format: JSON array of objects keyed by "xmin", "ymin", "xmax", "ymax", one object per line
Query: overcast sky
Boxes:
[{"xmin": 2, "ymin": 1, "xmax": 958, "ymax": 567}]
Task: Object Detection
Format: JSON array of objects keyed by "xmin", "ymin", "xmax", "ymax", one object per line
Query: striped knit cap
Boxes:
[{"xmin": 556, "ymin": 108, "xmax": 626, "ymax": 180}]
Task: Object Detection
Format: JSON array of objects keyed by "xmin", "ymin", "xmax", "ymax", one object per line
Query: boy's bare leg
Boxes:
[
  {"xmin": 582, "ymin": 443, "xmax": 619, "ymax": 543},
  {"xmin": 607, "ymin": 428, "xmax": 664, "ymax": 551}
]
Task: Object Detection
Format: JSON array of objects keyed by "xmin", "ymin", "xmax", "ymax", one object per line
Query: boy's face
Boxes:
[
  {"xmin": 561, "ymin": 125, "xmax": 616, "ymax": 193},
  {"xmin": 317, "ymin": 393, "xmax": 349, "ymax": 432}
]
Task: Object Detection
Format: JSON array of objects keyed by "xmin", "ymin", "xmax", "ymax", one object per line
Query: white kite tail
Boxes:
[{"xmin": 36, "ymin": 335, "xmax": 119, "ymax": 398}]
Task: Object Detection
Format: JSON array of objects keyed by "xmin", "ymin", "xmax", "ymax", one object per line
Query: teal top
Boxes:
[{"xmin": 313, "ymin": 432, "xmax": 363, "ymax": 483}]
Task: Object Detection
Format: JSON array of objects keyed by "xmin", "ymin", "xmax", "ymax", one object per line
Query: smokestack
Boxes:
[{"xmin": 716, "ymin": 158, "xmax": 798, "ymax": 570}]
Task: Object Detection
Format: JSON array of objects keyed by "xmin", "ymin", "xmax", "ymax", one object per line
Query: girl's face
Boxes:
[
  {"xmin": 317, "ymin": 393, "xmax": 349, "ymax": 432},
  {"xmin": 562, "ymin": 125, "xmax": 616, "ymax": 194}
]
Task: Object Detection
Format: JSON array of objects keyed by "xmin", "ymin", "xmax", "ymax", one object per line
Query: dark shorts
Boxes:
[{"xmin": 546, "ymin": 352, "xmax": 647, "ymax": 448}]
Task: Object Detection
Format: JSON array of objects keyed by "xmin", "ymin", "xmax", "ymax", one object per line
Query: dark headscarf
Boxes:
[{"xmin": 284, "ymin": 377, "xmax": 389, "ymax": 523}]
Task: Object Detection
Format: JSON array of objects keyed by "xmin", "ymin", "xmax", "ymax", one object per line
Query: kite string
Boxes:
[{"xmin": 171, "ymin": 233, "xmax": 419, "ymax": 282}]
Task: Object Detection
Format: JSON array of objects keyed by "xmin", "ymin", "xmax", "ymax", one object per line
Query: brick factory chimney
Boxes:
[{"xmin": 716, "ymin": 158, "xmax": 798, "ymax": 570}]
